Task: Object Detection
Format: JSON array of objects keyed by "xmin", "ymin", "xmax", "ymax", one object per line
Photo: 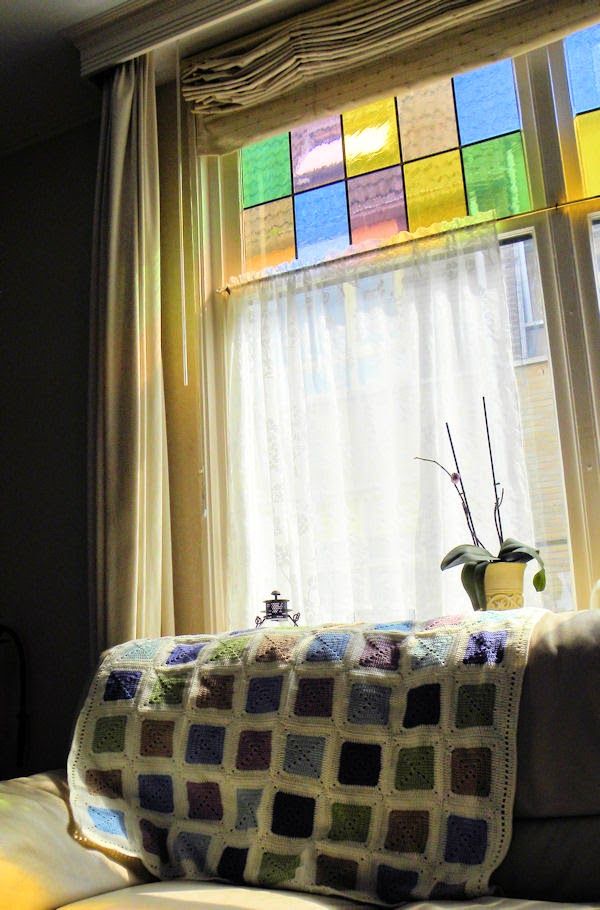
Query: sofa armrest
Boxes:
[{"xmin": 0, "ymin": 771, "xmax": 151, "ymax": 910}]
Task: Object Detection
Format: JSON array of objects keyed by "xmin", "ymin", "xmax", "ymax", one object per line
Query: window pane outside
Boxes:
[{"xmin": 500, "ymin": 236, "xmax": 572, "ymax": 611}]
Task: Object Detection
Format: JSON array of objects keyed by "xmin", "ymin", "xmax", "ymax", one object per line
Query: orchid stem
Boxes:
[
  {"xmin": 445, "ymin": 423, "xmax": 483, "ymax": 548},
  {"xmin": 483, "ymin": 397, "xmax": 503, "ymax": 546}
]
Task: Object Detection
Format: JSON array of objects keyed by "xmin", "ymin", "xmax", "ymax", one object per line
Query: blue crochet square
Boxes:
[
  {"xmin": 121, "ymin": 639, "xmax": 162, "ymax": 661},
  {"xmin": 410, "ymin": 635, "xmax": 452, "ymax": 670},
  {"xmin": 348, "ymin": 683, "xmax": 391, "ymax": 725},
  {"xmin": 283, "ymin": 734, "xmax": 326, "ymax": 778},
  {"xmin": 464, "ymin": 631, "xmax": 508, "ymax": 665},
  {"xmin": 87, "ymin": 806, "xmax": 127, "ymax": 838},
  {"xmin": 166, "ymin": 643, "xmax": 205, "ymax": 665},
  {"xmin": 305, "ymin": 633, "xmax": 351, "ymax": 662},
  {"xmin": 445, "ymin": 814, "xmax": 488, "ymax": 865},
  {"xmin": 246, "ymin": 676, "xmax": 283, "ymax": 713},
  {"xmin": 374, "ymin": 621, "xmax": 414, "ymax": 632},
  {"xmin": 103, "ymin": 670, "xmax": 142, "ymax": 701},
  {"xmin": 186, "ymin": 724, "xmax": 226, "ymax": 764},
  {"xmin": 235, "ymin": 788, "xmax": 263, "ymax": 829},
  {"xmin": 138, "ymin": 774, "xmax": 174, "ymax": 813},
  {"xmin": 174, "ymin": 832, "xmax": 211, "ymax": 873}
]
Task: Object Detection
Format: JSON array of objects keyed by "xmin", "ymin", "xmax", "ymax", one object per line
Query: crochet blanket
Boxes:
[{"xmin": 68, "ymin": 609, "xmax": 544, "ymax": 905}]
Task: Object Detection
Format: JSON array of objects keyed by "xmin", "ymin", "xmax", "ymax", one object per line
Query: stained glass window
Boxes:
[
  {"xmin": 564, "ymin": 23, "xmax": 600, "ymax": 197},
  {"xmin": 241, "ymin": 59, "xmax": 532, "ymax": 271}
]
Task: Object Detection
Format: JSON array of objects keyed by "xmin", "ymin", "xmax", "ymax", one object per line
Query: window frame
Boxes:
[{"xmin": 194, "ymin": 37, "xmax": 600, "ymax": 616}]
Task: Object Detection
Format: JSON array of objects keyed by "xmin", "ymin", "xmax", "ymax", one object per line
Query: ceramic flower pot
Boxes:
[{"xmin": 483, "ymin": 561, "xmax": 525, "ymax": 610}]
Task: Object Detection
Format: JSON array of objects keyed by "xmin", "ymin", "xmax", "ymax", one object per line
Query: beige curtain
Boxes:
[
  {"xmin": 90, "ymin": 54, "xmax": 174, "ymax": 655},
  {"xmin": 182, "ymin": 0, "xmax": 600, "ymax": 153}
]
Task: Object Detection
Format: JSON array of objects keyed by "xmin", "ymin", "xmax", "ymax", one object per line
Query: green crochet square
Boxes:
[
  {"xmin": 395, "ymin": 746, "xmax": 435, "ymax": 790},
  {"xmin": 92, "ymin": 715, "xmax": 126, "ymax": 753},
  {"xmin": 148, "ymin": 672, "xmax": 188, "ymax": 706},
  {"xmin": 328, "ymin": 803, "xmax": 371, "ymax": 843},
  {"xmin": 209, "ymin": 636, "xmax": 252, "ymax": 663},
  {"xmin": 258, "ymin": 851, "xmax": 301, "ymax": 885},
  {"xmin": 456, "ymin": 683, "xmax": 496, "ymax": 727}
]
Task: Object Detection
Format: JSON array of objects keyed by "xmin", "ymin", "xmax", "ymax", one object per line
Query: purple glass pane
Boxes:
[
  {"xmin": 291, "ymin": 116, "xmax": 345, "ymax": 192},
  {"xmin": 347, "ymin": 167, "xmax": 407, "ymax": 244}
]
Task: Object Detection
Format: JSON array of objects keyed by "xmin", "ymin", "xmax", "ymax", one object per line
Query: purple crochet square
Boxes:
[
  {"xmin": 185, "ymin": 724, "xmax": 225, "ymax": 765},
  {"xmin": 359, "ymin": 637, "xmax": 399, "ymax": 671},
  {"xmin": 139, "ymin": 774, "xmax": 174, "ymax": 813},
  {"xmin": 104, "ymin": 670, "xmax": 142, "ymax": 701},
  {"xmin": 187, "ymin": 781, "xmax": 223, "ymax": 820},
  {"xmin": 305, "ymin": 633, "xmax": 351, "ymax": 662},
  {"xmin": 445, "ymin": 814, "xmax": 488, "ymax": 865},
  {"xmin": 140, "ymin": 818, "xmax": 169, "ymax": 862},
  {"xmin": 245, "ymin": 676, "xmax": 283, "ymax": 714},
  {"xmin": 166, "ymin": 643, "xmax": 205, "ymax": 665},
  {"xmin": 464, "ymin": 631, "xmax": 508, "ymax": 665}
]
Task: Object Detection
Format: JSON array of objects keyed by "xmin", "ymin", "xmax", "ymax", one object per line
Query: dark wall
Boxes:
[{"xmin": 0, "ymin": 119, "xmax": 99, "ymax": 778}]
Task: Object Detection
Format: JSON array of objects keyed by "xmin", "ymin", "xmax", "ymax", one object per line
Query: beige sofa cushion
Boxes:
[
  {"xmin": 57, "ymin": 881, "xmax": 600, "ymax": 909},
  {"xmin": 0, "ymin": 771, "xmax": 150, "ymax": 910}
]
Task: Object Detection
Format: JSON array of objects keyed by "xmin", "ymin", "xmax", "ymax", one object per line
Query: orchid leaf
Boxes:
[
  {"xmin": 499, "ymin": 538, "xmax": 546, "ymax": 591},
  {"xmin": 441, "ymin": 545, "xmax": 494, "ymax": 572},
  {"xmin": 461, "ymin": 561, "xmax": 488, "ymax": 611},
  {"xmin": 533, "ymin": 568, "xmax": 546, "ymax": 592}
]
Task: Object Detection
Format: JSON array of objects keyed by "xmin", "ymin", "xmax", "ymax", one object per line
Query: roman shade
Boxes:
[{"xmin": 181, "ymin": 0, "xmax": 600, "ymax": 153}]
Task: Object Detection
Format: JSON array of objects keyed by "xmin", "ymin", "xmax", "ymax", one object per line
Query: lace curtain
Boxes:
[{"xmin": 224, "ymin": 225, "xmax": 535, "ymax": 628}]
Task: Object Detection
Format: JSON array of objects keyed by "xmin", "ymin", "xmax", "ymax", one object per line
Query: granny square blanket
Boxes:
[{"xmin": 68, "ymin": 608, "xmax": 544, "ymax": 905}]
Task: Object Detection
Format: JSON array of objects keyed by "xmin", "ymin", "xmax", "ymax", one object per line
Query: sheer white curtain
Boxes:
[{"xmin": 224, "ymin": 224, "xmax": 535, "ymax": 628}]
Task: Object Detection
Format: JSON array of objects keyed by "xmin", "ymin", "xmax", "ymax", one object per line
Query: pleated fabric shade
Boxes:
[{"xmin": 181, "ymin": 0, "xmax": 600, "ymax": 154}]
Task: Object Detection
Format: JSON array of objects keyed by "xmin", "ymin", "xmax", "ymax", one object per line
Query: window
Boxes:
[
  {"xmin": 199, "ymin": 22, "xmax": 600, "ymax": 623},
  {"xmin": 240, "ymin": 59, "xmax": 531, "ymax": 272}
]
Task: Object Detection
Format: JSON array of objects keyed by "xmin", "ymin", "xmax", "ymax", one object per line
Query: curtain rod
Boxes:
[{"xmin": 217, "ymin": 192, "xmax": 600, "ymax": 295}]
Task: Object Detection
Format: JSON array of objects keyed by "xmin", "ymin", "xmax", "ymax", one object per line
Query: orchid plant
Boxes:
[{"xmin": 416, "ymin": 397, "xmax": 546, "ymax": 611}]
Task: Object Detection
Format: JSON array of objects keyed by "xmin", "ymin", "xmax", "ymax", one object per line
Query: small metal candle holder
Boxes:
[{"xmin": 255, "ymin": 591, "xmax": 300, "ymax": 627}]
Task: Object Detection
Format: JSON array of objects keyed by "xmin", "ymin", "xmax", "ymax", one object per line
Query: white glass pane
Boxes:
[{"xmin": 500, "ymin": 236, "xmax": 573, "ymax": 611}]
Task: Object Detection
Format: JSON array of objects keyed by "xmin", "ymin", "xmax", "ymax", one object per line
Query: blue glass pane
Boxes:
[
  {"xmin": 294, "ymin": 182, "xmax": 349, "ymax": 262},
  {"xmin": 453, "ymin": 60, "xmax": 520, "ymax": 145},
  {"xmin": 564, "ymin": 23, "xmax": 600, "ymax": 115}
]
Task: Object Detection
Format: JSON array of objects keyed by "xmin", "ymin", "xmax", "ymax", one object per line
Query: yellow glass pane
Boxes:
[
  {"xmin": 243, "ymin": 198, "xmax": 295, "ymax": 272},
  {"xmin": 575, "ymin": 109, "xmax": 600, "ymax": 197},
  {"xmin": 397, "ymin": 79, "xmax": 459, "ymax": 162},
  {"xmin": 342, "ymin": 98, "xmax": 401, "ymax": 177},
  {"xmin": 404, "ymin": 150, "xmax": 467, "ymax": 231}
]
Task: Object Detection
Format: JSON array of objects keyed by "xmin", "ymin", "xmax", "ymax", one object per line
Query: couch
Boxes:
[{"xmin": 2, "ymin": 611, "xmax": 599, "ymax": 910}]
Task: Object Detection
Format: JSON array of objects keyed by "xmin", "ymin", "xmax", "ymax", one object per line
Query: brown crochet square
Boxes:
[
  {"xmin": 85, "ymin": 769, "xmax": 123, "ymax": 799},
  {"xmin": 385, "ymin": 810, "xmax": 429, "ymax": 853},
  {"xmin": 451, "ymin": 747, "xmax": 491, "ymax": 796},
  {"xmin": 140, "ymin": 719, "xmax": 175, "ymax": 757},
  {"xmin": 196, "ymin": 674, "xmax": 234, "ymax": 710},
  {"xmin": 255, "ymin": 634, "xmax": 299, "ymax": 663}
]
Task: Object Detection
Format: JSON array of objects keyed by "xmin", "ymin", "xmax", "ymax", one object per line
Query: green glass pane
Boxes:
[
  {"xmin": 462, "ymin": 132, "xmax": 531, "ymax": 219},
  {"xmin": 242, "ymin": 134, "xmax": 292, "ymax": 208}
]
